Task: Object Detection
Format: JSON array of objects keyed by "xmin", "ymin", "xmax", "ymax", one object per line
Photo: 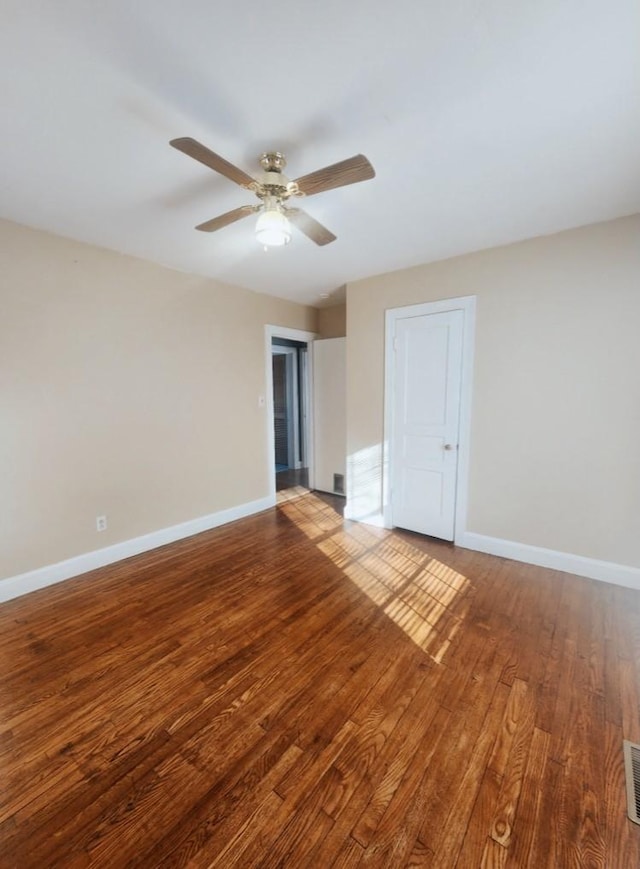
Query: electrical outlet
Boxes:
[{"xmin": 96, "ymin": 515, "xmax": 107, "ymax": 532}]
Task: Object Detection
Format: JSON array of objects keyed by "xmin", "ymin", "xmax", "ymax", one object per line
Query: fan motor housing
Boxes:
[
  {"xmin": 255, "ymin": 171, "xmax": 293, "ymax": 203},
  {"xmin": 261, "ymin": 171, "xmax": 289, "ymax": 187}
]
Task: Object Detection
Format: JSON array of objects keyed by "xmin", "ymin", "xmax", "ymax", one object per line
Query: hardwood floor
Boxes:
[
  {"xmin": 275, "ymin": 466, "xmax": 309, "ymax": 492},
  {"xmin": 1, "ymin": 490, "xmax": 639, "ymax": 867}
]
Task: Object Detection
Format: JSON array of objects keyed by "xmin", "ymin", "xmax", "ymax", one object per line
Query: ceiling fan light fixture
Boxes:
[
  {"xmin": 255, "ymin": 208, "xmax": 292, "ymax": 248},
  {"xmin": 170, "ymin": 138, "xmax": 375, "ymax": 247}
]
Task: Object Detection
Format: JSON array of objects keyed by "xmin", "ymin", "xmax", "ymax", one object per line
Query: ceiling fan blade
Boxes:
[
  {"xmin": 287, "ymin": 208, "xmax": 337, "ymax": 246},
  {"xmin": 195, "ymin": 205, "xmax": 259, "ymax": 233},
  {"xmin": 170, "ymin": 137, "xmax": 255, "ymax": 189},
  {"xmin": 292, "ymin": 154, "xmax": 375, "ymax": 197}
]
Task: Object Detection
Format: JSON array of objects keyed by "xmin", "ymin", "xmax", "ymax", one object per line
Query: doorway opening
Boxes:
[
  {"xmin": 271, "ymin": 337, "xmax": 309, "ymax": 491},
  {"xmin": 265, "ymin": 324, "xmax": 316, "ymax": 501}
]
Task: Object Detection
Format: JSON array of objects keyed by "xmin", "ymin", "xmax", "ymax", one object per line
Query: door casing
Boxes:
[{"xmin": 383, "ymin": 295, "xmax": 476, "ymax": 544}]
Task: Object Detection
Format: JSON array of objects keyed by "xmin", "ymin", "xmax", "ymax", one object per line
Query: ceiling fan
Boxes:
[{"xmin": 169, "ymin": 137, "xmax": 375, "ymax": 248}]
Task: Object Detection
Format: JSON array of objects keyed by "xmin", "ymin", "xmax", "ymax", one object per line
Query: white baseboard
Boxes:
[
  {"xmin": 0, "ymin": 494, "xmax": 276, "ymax": 604},
  {"xmin": 459, "ymin": 531, "xmax": 640, "ymax": 591}
]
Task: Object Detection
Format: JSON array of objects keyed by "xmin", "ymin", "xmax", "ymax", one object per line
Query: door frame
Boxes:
[
  {"xmin": 383, "ymin": 295, "xmax": 476, "ymax": 544},
  {"xmin": 272, "ymin": 345, "xmax": 300, "ymax": 469},
  {"xmin": 265, "ymin": 325, "xmax": 316, "ymax": 498}
]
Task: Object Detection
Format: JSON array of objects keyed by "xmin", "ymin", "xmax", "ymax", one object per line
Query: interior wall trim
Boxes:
[
  {"xmin": 460, "ymin": 531, "xmax": 640, "ymax": 591},
  {"xmin": 0, "ymin": 494, "xmax": 276, "ymax": 604}
]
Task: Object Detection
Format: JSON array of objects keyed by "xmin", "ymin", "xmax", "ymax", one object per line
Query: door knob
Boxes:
[{"xmin": 443, "ymin": 443, "xmax": 456, "ymax": 451}]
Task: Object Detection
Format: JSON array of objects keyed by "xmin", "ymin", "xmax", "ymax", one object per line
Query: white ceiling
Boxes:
[{"xmin": 2, "ymin": 1, "xmax": 639, "ymax": 307}]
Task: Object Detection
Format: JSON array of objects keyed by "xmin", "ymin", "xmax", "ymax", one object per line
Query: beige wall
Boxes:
[
  {"xmin": 347, "ymin": 215, "xmax": 640, "ymax": 568},
  {"xmin": 317, "ymin": 303, "xmax": 346, "ymax": 338},
  {"xmin": 313, "ymin": 338, "xmax": 346, "ymax": 494},
  {"xmin": 1, "ymin": 219, "xmax": 316, "ymax": 581}
]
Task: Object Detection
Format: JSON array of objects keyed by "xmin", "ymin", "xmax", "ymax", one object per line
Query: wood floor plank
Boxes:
[
  {"xmin": 135, "ymin": 726, "xmax": 301, "ymax": 866},
  {"xmin": 481, "ymin": 837, "xmax": 508, "ymax": 867},
  {"xmin": 425, "ymin": 681, "xmax": 511, "ymax": 866},
  {"xmin": 1, "ymin": 729, "xmax": 178, "ymax": 867},
  {"xmin": 328, "ymin": 835, "xmax": 366, "ymax": 868},
  {"xmin": 454, "ymin": 766, "xmax": 503, "ymax": 867},
  {"xmin": 574, "ymin": 691, "xmax": 607, "ymax": 868},
  {"xmin": 523, "ymin": 752, "xmax": 564, "ymax": 868},
  {"xmin": 603, "ymin": 637, "xmax": 624, "ymax": 728},
  {"xmin": 487, "ymin": 677, "xmax": 530, "ymax": 779},
  {"xmin": 488, "ymin": 679, "xmax": 536, "ymax": 849},
  {"xmin": 350, "ymin": 668, "xmax": 444, "ymax": 847},
  {"xmin": 503, "ymin": 725, "xmax": 550, "ymax": 868},
  {"xmin": 179, "ymin": 744, "xmax": 303, "ymax": 868},
  {"xmin": 360, "ymin": 643, "xmax": 508, "ymax": 865},
  {"xmin": 197, "ymin": 789, "xmax": 284, "ymax": 868},
  {"xmin": 309, "ymin": 668, "xmax": 435, "ymax": 863},
  {"xmin": 243, "ymin": 767, "xmax": 340, "ymax": 868},
  {"xmin": 618, "ymin": 656, "xmax": 640, "ymax": 743},
  {"xmin": 352, "ymin": 704, "xmax": 452, "ymax": 852},
  {"xmin": 0, "ymin": 490, "xmax": 638, "ymax": 866}
]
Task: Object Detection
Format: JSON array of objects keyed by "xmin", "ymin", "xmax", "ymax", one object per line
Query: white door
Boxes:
[{"xmin": 391, "ymin": 309, "xmax": 464, "ymax": 540}]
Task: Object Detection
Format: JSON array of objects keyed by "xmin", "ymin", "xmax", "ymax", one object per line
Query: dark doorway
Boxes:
[{"xmin": 271, "ymin": 337, "xmax": 309, "ymax": 492}]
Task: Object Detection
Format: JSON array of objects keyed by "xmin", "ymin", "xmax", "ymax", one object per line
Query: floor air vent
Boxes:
[{"xmin": 623, "ymin": 740, "xmax": 640, "ymax": 824}]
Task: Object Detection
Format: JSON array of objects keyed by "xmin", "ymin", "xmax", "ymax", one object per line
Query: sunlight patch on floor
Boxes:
[
  {"xmin": 276, "ymin": 485, "xmax": 312, "ymax": 505},
  {"xmin": 278, "ymin": 490, "xmax": 471, "ymax": 663},
  {"xmin": 278, "ymin": 491, "xmax": 343, "ymax": 539}
]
